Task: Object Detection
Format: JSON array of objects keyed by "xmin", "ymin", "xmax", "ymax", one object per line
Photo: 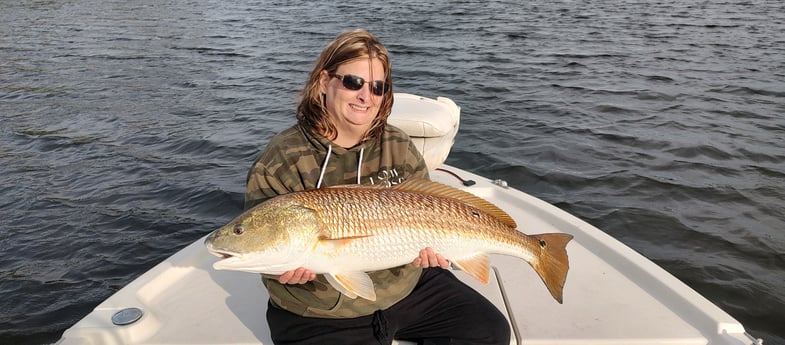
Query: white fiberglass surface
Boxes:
[{"xmin": 58, "ymin": 166, "xmax": 749, "ymax": 345}]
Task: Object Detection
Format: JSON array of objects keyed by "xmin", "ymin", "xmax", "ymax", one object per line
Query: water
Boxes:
[{"xmin": 1, "ymin": 0, "xmax": 783, "ymax": 344}]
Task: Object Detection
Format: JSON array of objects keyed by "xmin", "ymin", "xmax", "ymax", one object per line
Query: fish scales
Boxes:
[{"xmin": 294, "ymin": 186, "xmax": 537, "ymax": 268}]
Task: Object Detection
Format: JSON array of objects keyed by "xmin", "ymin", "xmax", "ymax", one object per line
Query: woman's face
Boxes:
[{"xmin": 319, "ymin": 57, "xmax": 386, "ymax": 146}]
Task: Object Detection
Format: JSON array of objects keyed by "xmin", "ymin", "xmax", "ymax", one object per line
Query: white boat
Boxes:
[{"xmin": 57, "ymin": 93, "xmax": 762, "ymax": 345}]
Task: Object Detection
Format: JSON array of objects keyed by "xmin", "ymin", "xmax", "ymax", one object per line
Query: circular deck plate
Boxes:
[{"xmin": 111, "ymin": 307, "xmax": 143, "ymax": 326}]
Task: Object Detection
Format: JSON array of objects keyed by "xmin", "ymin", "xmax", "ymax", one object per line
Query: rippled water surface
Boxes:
[{"xmin": 1, "ymin": 1, "xmax": 784, "ymax": 344}]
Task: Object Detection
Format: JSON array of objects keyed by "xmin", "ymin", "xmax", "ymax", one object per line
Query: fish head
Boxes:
[{"xmin": 204, "ymin": 198, "xmax": 321, "ymax": 274}]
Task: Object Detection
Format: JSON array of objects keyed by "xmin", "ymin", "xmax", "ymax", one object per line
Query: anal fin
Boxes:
[{"xmin": 452, "ymin": 253, "xmax": 491, "ymax": 284}]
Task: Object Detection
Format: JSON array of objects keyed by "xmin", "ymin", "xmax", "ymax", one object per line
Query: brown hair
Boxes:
[{"xmin": 296, "ymin": 29, "xmax": 393, "ymax": 142}]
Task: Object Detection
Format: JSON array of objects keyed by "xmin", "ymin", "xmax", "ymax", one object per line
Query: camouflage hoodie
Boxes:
[{"xmin": 245, "ymin": 123, "xmax": 430, "ymax": 318}]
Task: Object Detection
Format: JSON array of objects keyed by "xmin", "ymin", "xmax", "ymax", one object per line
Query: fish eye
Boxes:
[{"xmin": 233, "ymin": 224, "xmax": 245, "ymax": 235}]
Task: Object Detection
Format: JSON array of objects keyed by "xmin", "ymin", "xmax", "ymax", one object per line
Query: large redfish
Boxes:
[{"xmin": 204, "ymin": 179, "xmax": 573, "ymax": 303}]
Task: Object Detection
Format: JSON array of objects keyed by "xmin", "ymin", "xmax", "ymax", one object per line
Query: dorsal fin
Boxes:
[{"xmin": 392, "ymin": 179, "xmax": 517, "ymax": 228}]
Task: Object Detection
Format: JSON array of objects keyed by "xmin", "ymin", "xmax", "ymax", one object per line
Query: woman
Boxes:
[{"xmin": 245, "ymin": 29, "xmax": 510, "ymax": 345}]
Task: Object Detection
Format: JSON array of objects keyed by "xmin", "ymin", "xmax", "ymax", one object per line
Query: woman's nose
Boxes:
[{"xmin": 356, "ymin": 84, "xmax": 370, "ymax": 102}]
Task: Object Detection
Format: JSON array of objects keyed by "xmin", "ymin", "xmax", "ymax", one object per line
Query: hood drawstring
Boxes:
[
  {"xmin": 357, "ymin": 147, "xmax": 364, "ymax": 185},
  {"xmin": 316, "ymin": 145, "xmax": 364, "ymax": 189},
  {"xmin": 316, "ymin": 145, "xmax": 332, "ymax": 189}
]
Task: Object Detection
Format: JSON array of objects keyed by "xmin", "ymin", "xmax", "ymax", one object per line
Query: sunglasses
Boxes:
[{"xmin": 330, "ymin": 73, "xmax": 389, "ymax": 96}]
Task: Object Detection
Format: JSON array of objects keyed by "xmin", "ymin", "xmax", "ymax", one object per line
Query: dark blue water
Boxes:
[{"xmin": 1, "ymin": 1, "xmax": 784, "ymax": 344}]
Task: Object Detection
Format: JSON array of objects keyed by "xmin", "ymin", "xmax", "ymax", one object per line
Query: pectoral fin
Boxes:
[
  {"xmin": 316, "ymin": 235, "xmax": 374, "ymax": 252},
  {"xmin": 324, "ymin": 272, "xmax": 377, "ymax": 301},
  {"xmin": 452, "ymin": 253, "xmax": 491, "ymax": 284}
]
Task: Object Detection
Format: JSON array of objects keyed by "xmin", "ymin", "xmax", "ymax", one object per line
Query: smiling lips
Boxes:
[{"xmin": 350, "ymin": 104, "xmax": 369, "ymax": 112}]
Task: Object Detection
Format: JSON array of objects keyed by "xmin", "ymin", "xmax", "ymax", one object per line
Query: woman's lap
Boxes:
[{"xmin": 267, "ymin": 268, "xmax": 511, "ymax": 345}]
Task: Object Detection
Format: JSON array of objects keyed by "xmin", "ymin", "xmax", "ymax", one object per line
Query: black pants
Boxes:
[{"xmin": 267, "ymin": 268, "xmax": 512, "ymax": 345}]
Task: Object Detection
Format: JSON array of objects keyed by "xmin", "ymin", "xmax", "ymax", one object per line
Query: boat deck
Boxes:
[{"xmin": 57, "ymin": 167, "xmax": 755, "ymax": 345}]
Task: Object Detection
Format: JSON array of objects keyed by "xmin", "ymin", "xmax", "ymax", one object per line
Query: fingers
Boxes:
[
  {"xmin": 412, "ymin": 247, "xmax": 450, "ymax": 269},
  {"xmin": 435, "ymin": 253, "xmax": 451, "ymax": 269},
  {"xmin": 431, "ymin": 254, "xmax": 450, "ymax": 269},
  {"xmin": 277, "ymin": 267, "xmax": 316, "ymax": 284}
]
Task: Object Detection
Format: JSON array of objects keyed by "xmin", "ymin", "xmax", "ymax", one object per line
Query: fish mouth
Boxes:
[
  {"xmin": 205, "ymin": 242, "xmax": 241, "ymax": 260},
  {"xmin": 212, "ymin": 251, "xmax": 235, "ymax": 259},
  {"xmin": 207, "ymin": 248, "xmax": 246, "ymax": 272},
  {"xmin": 208, "ymin": 249, "xmax": 241, "ymax": 260}
]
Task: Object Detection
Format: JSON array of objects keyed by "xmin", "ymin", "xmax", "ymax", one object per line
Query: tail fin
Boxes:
[{"xmin": 529, "ymin": 233, "xmax": 573, "ymax": 304}]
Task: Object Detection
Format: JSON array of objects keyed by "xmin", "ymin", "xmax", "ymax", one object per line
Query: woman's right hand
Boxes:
[{"xmin": 276, "ymin": 267, "xmax": 316, "ymax": 284}]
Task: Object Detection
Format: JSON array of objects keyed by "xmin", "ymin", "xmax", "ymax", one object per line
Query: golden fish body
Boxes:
[{"xmin": 205, "ymin": 180, "xmax": 572, "ymax": 303}]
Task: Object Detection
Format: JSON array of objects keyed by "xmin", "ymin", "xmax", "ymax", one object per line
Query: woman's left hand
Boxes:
[{"xmin": 412, "ymin": 247, "xmax": 451, "ymax": 269}]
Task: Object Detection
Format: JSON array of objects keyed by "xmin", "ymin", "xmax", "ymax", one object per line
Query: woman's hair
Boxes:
[{"xmin": 296, "ymin": 29, "xmax": 393, "ymax": 142}]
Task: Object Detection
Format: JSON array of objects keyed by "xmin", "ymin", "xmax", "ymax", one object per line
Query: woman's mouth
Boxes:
[{"xmin": 350, "ymin": 104, "xmax": 369, "ymax": 112}]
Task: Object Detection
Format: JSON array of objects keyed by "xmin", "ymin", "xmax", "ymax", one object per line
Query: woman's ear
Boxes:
[{"xmin": 318, "ymin": 70, "xmax": 330, "ymax": 94}]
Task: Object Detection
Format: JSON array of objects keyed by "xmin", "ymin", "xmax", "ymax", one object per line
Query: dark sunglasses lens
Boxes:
[
  {"xmin": 370, "ymin": 81, "xmax": 387, "ymax": 96},
  {"xmin": 342, "ymin": 75, "xmax": 365, "ymax": 90}
]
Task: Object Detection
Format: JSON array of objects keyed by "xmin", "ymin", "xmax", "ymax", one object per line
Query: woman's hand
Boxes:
[
  {"xmin": 276, "ymin": 267, "xmax": 316, "ymax": 284},
  {"xmin": 412, "ymin": 247, "xmax": 451, "ymax": 269}
]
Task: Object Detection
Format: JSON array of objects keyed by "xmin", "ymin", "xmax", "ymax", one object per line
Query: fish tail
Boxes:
[{"xmin": 529, "ymin": 233, "xmax": 573, "ymax": 304}]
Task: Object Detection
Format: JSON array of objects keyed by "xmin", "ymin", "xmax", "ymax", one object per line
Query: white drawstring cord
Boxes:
[
  {"xmin": 357, "ymin": 147, "xmax": 364, "ymax": 184},
  {"xmin": 316, "ymin": 145, "xmax": 332, "ymax": 189},
  {"xmin": 317, "ymin": 145, "xmax": 363, "ymax": 187}
]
